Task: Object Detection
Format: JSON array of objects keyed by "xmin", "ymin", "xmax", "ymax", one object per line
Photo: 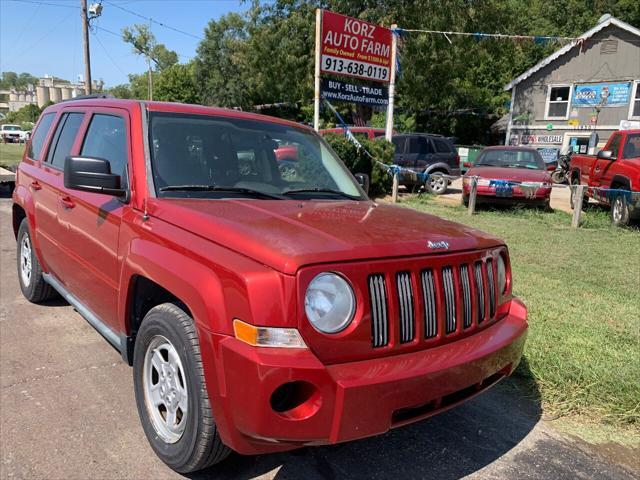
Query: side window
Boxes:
[
  {"xmin": 434, "ymin": 139, "xmax": 452, "ymax": 153},
  {"xmin": 607, "ymin": 134, "xmax": 622, "ymax": 159},
  {"xmin": 409, "ymin": 136, "xmax": 433, "ymax": 155},
  {"xmin": 27, "ymin": 113, "xmax": 55, "ymax": 161},
  {"xmin": 392, "ymin": 136, "xmax": 405, "ymax": 153},
  {"xmin": 80, "ymin": 114, "xmax": 128, "ymax": 185},
  {"xmin": 46, "ymin": 112, "xmax": 84, "ymax": 169}
]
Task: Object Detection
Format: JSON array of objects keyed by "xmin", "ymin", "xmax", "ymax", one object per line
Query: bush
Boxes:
[{"xmin": 324, "ymin": 133, "xmax": 394, "ymax": 197}]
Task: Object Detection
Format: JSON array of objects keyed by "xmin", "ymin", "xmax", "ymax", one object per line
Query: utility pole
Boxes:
[
  {"xmin": 147, "ymin": 19, "xmax": 153, "ymax": 101},
  {"xmin": 81, "ymin": 0, "xmax": 92, "ymax": 94}
]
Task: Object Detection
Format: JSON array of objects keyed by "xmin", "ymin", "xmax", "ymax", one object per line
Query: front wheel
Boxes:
[
  {"xmin": 133, "ymin": 303, "xmax": 230, "ymax": 473},
  {"xmin": 611, "ymin": 194, "xmax": 630, "ymax": 227},
  {"xmin": 425, "ymin": 173, "xmax": 448, "ymax": 195},
  {"xmin": 550, "ymin": 170, "xmax": 565, "ymax": 184}
]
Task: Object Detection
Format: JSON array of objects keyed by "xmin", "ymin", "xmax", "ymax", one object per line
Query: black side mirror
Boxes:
[
  {"xmin": 354, "ymin": 173, "xmax": 370, "ymax": 195},
  {"xmin": 64, "ymin": 156, "xmax": 126, "ymax": 197},
  {"xmin": 596, "ymin": 150, "xmax": 614, "ymax": 160}
]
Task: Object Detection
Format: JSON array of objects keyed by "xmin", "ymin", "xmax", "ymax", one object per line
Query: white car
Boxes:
[{"xmin": 1, "ymin": 124, "xmax": 25, "ymax": 143}]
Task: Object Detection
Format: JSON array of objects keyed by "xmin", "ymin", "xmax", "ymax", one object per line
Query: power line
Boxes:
[
  {"xmin": 5, "ymin": 0, "xmax": 79, "ymax": 9},
  {"xmin": 103, "ymin": 0, "xmax": 203, "ymax": 40},
  {"xmin": 92, "ymin": 30, "xmax": 129, "ymax": 79}
]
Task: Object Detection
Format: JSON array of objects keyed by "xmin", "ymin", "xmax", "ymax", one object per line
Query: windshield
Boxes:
[
  {"xmin": 149, "ymin": 112, "xmax": 364, "ymax": 200},
  {"xmin": 2, "ymin": 125, "xmax": 21, "ymax": 131},
  {"xmin": 477, "ymin": 149, "xmax": 545, "ymax": 170}
]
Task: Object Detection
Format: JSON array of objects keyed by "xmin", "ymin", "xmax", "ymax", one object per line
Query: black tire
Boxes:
[
  {"xmin": 16, "ymin": 218, "xmax": 57, "ymax": 303},
  {"xmin": 610, "ymin": 193, "xmax": 630, "ymax": 227},
  {"xmin": 133, "ymin": 303, "xmax": 231, "ymax": 473},
  {"xmin": 425, "ymin": 172, "xmax": 448, "ymax": 195},
  {"xmin": 550, "ymin": 170, "xmax": 565, "ymax": 184}
]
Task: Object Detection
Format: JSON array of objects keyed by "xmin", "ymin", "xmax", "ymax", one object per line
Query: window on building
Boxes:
[
  {"xmin": 546, "ymin": 85, "xmax": 571, "ymax": 119},
  {"xmin": 630, "ymin": 81, "xmax": 640, "ymax": 120}
]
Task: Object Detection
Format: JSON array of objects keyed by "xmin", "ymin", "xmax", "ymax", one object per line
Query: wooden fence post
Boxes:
[
  {"xmin": 571, "ymin": 185, "xmax": 584, "ymax": 229},
  {"xmin": 392, "ymin": 173, "xmax": 399, "ymax": 203},
  {"xmin": 468, "ymin": 176, "xmax": 478, "ymax": 215}
]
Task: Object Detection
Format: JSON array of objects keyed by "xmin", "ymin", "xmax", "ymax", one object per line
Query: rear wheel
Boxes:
[
  {"xmin": 425, "ymin": 172, "xmax": 448, "ymax": 195},
  {"xmin": 611, "ymin": 193, "xmax": 630, "ymax": 227},
  {"xmin": 16, "ymin": 218, "xmax": 57, "ymax": 303},
  {"xmin": 133, "ymin": 303, "xmax": 230, "ymax": 473}
]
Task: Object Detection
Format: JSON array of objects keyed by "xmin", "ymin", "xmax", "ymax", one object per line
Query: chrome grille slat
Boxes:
[
  {"xmin": 474, "ymin": 261, "xmax": 485, "ymax": 323},
  {"xmin": 460, "ymin": 264, "xmax": 472, "ymax": 329},
  {"xmin": 396, "ymin": 272, "xmax": 415, "ymax": 343},
  {"xmin": 369, "ymin": 275, "xmax": 389, "ymax": 347},
  {"xmin": 442, "ymin": 267, "xmax": 456, "ymax": 334},
  {"xmin": 487, "ymin": 258, "xmax": 496, "ymax": 318},
  {"xmin": 421, "ymin": 269, "xmax": 437, "ymax": 338}
]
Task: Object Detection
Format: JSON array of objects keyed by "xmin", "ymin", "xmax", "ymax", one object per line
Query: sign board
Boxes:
[
  {"xmin": 520, "ymin": 134, "xmax": 563, "ymax": 145},
  {"xmin": 620, "ymin": 119, "xmax": 640, "ymax": 130},
  {"xmin": 321, "ymin": 78, "xmax": 388, "ymax": 106},
  {"xmin": 320, "ymin": 10, "xmax": 392, "ymax": 83},
  {"xmin": 538, "ymin": 147, "xmax": 559, "ymax": 163},
  {"xmin": 572, "ymin": 83, "xmax": 631, "ymax": 108}
]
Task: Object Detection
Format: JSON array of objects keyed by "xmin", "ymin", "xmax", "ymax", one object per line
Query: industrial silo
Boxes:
[
  {"xmin": 36, "ymin": 86, "xmax": 50, "ymax": 107},
  {"xmin": 61, "ymin": 87, "xmax": 72, "ymax": 100},
  {"xmin": 49, "ymin": 87, "xmax": 62, "ymax": 103}
]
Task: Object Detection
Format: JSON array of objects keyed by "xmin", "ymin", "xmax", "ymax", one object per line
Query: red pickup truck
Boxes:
[
  {"xmin": 570, "ymin": 129, "xmax": 640, "ymax": 226},
  {"xmin": 12, "ymin": 97, "xmax": 528, "ymax": 473}
]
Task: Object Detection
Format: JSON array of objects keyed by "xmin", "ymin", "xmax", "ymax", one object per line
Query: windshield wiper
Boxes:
[
  {"xmin": 159, "ymin": 184, "xmax": 284, "ymax": 199},
  {"xmin": 281, "ymin": 187, "xmax": 360, "ymax": 200}
]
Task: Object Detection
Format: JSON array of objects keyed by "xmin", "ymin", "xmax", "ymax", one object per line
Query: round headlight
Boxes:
[
  {"xmin": 497, "ymin": 255, "xmax": 507, "ymax": 294},
  {"xmin": 305, "ymin": 273, "xmax": 355, "ymax": 334}
]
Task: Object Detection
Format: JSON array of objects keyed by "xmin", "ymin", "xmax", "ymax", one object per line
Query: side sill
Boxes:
[{"xmin": 43, "ymin": 273, "xmax": 125, "ymax": 357}]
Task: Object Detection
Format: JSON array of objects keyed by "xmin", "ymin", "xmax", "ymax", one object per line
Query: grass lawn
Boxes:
[
  {"xmin": 401, "ymin": 195, "xmax": 640, "ymax": 443},
  {"xmin": 0, "ymin": 142, "xmax": 25, "ymax": 169}
]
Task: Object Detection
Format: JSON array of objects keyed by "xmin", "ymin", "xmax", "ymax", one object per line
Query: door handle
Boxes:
[
  {"xmin": 595, "ymin": 167, "xmax": 600, "ymax": 172},
  {"xmin": 30, "ymin": 181, "xmax": 42, "ymax": 191},
  {"xmin": 59, "ymin": 196, "xmax": 75, "ymax": 209}
]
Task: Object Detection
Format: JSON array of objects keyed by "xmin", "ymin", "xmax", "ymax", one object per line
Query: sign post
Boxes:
[
  {"xmin": 385, "ymin": 24, "xmax": 397, "ymax": 141},
  {"xmin": 313, "ymin": 9, "xmax": 322, "ymax": 131}
]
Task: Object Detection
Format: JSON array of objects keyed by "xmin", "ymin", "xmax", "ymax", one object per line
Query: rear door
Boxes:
[
  {"xmin": 56, "ymin": 107, "xmax": 130, "ymax": 330},
  {"xmin": 411, "ymin": 136, "xmax": 435, "ymax": 171},
  {"xmin": 432, "ymin": 137, "xmax": 457, "ymax": 172},
  {"xmin": 36, "ymin": 110, "xmax": 86, "ymax": 280}
]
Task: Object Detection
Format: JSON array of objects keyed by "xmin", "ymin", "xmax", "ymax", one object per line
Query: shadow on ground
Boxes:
[{"xmin": 190, "ymin": 360, "xmax": 542, "ymax": 480}]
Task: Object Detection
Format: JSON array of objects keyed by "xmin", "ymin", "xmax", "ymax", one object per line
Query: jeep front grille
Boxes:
[{"xmin": 368, "ymin": 255, "xmax": 498, "ymax": 348}]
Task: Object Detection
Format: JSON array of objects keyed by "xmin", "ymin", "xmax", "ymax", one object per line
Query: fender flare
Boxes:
[
  {"xmin": 12, "ymin": 185, "xmax": 48, "ymax": 270},
  {"xmin": 424, "ymin": 163, "xmax": 451, "ymax": 175},
  {"xmin": 610, "ymin": 174, "xmax": 631, "ymax": 190}
]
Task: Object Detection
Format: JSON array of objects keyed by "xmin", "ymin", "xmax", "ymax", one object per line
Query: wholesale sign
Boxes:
[
  {"xmin": 320, "ymin": 10, "xmax": 392, "ymax": 83},
  {"xmin": 572, "ymin": 83, "xmax": 631, "ymax": 108},
  {"xmin": 321, "ymin": 78, "xmax": 388, "ymax": 106}
]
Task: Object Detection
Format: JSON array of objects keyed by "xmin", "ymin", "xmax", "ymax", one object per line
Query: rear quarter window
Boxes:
[
  {"xmin": 434, "ymin": 139, "xmax": 453, "ymax": 153},
  {"xmin": 27, "ymin": 113, "xmax": 55, "ymax": 161}
]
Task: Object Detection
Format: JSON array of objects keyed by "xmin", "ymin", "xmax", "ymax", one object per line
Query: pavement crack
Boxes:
[{"xmin": 2, "ymin": 362, "xmax": 122, "ymax": 390}]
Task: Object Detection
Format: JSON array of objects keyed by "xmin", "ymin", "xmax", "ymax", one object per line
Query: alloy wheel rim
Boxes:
[
  {"xmin": 20, "ymin": 235, "xmax": 32, "ymax": 287},
  {"xmin": 429, "ymin": 176, "xmax": 446, "ymax": 192},
  {"xmin": 613, "ymin": 197, "xmax": 623, "ymax": 222},
  {"xmin": 143, "ymin": 335, "xmax": 188, "ymax": 443}
]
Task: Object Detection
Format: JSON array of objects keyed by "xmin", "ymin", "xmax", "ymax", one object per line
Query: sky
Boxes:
[{"xmin": 0, "ymin": 0, "xmax": 245, "ymax": 87}]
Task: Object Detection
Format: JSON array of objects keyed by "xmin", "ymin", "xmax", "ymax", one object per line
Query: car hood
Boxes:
[
  {"xmin": 148, "ymin": 199, "xmax": 504, "ymax": 274},
  {"xmin": 467, "ymin": 166, "xmax": 550, "ymax": 183}
]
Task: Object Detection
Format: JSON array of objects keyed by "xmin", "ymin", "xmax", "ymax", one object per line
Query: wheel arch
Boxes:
[
  {"xmin": 610, "ymin": 175, "xmax": 631, "ymax": 189},
  {"xmin": 424, "ymin": 163, "xmax": 451, "ymax": 174}
]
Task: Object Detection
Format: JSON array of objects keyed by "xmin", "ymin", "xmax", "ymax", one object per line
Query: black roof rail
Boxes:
[{"xmin": 61, "ymin": 93, "xmax": 115, "ymax": 102}]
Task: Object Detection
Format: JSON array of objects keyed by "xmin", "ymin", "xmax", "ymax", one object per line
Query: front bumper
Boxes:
[
  {"xmin": 463, "ymin": 184, "xmax": 552, "ymax": 202},
  {"xmin": 203, "ymin": 299, "xmax": 528, "ymax": 455}
]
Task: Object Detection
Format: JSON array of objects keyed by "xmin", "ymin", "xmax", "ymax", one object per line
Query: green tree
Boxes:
[
  {"xmin": 108, "ymin": 84, "xmax": 133, "ymax": 99},
  {"xmin": 154, "ymin": 63, "xmax": 201, "ymax": 104},
  {"xmin": 122, "ymin": 24, "xmax": 179, "ymax": 71}
]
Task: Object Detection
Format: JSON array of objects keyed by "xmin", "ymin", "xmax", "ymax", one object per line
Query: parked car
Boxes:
[
  {"xmin": 319, "ymin": 126, "xmax": 387, "ymax": 140},
  {"xmin": 570, "ymin": 129, "xmax": 640, "ymax": 226},
  {"xmin": 1, "ymin": 124, "xmax": 25, "ymax": 143},
  {"xmin": 13, "ymin": 97, "xmax": 528, "ymax": 473},
  {"xmin": 462, "ymin": 147, "xmax": 553, "ymax": 208},
  {"xmin": 392, "ymin": 133, "xmax": 461, "ymax": 194}
]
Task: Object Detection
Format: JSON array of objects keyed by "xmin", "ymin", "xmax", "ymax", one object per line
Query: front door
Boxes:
[
  {"xmin": 56, "ymin": 108, "xmax": 130, "ymax": 331},
  {"xmin": 591, "ymin": 132, "xmax": 622, "ymax": 189},
  {"xmin": 411, "ymin": 136, "xmax": 435, "ymax": 171}
]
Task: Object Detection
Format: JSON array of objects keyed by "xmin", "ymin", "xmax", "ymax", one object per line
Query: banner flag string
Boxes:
[{"xmin": 391, "ymin": 27, "xmax": 576, "ymax": 45}]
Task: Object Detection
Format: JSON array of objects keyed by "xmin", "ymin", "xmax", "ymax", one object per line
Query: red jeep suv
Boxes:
[{"xmin": 12, "ymin": 97, "xmax": 528, "ymax": 473}]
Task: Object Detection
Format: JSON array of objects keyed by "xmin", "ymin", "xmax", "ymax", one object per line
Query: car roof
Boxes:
[
  {"xmin": 320, "ymin": 127, "xmax": 385, "ymax": 132},
  {"xmin": 42, "ymin": 98, "xmax": 311, "ymax": 132},
  {"xmin": 481, "ymin": 146, "xmax": 539, "ymax": 152},
  {"xmin": 394, "ymin": 132, "xmax": 445, "ymax": 138}
]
